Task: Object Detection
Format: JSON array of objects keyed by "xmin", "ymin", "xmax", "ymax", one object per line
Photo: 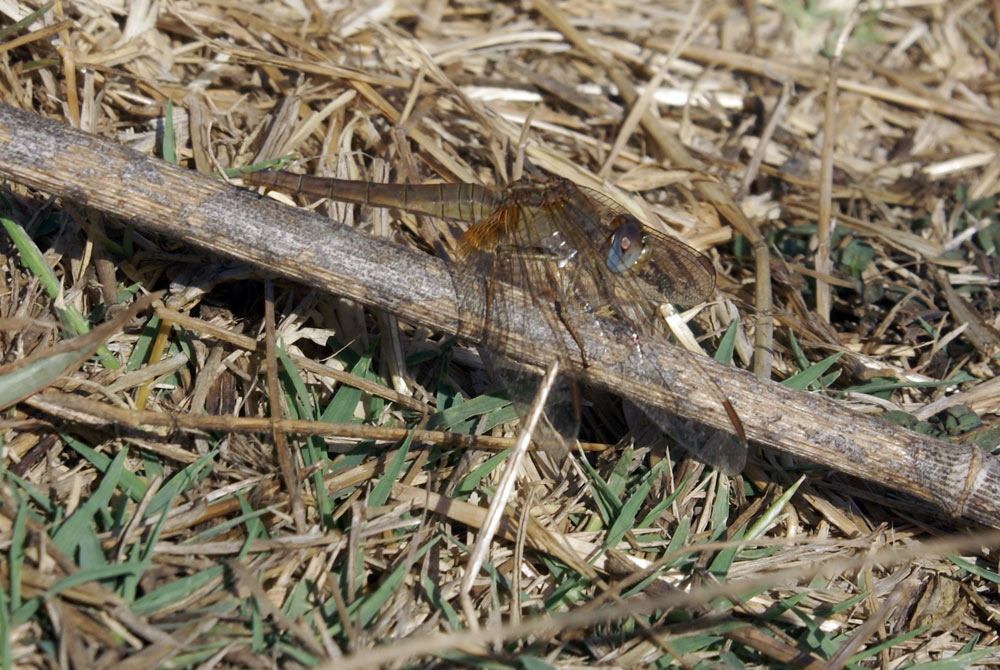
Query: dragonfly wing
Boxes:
[
  {"xmin": 488, "ymin": 356, "xmax": 580, "ymax": 464},
  {"xmin": 454, "ymin": 215, "xmax": 583, "ymax": 463},
  {"xmin": 635, "ymin": 228, "xmax": 717, "ymax": 308},
  {"xmin": 628, "ymin": 400, "xmax": 747, "ymax": 476}
]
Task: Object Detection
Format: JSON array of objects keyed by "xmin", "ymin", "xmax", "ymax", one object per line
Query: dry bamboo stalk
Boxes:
[{"xmin": 1, "ymin": 103, "xmax": 998, "ymax": 527}]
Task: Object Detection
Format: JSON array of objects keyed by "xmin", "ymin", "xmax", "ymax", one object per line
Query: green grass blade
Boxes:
[
  {"xmin": 369, "ymin": 429, "xmax": 415, "ymax": 507},
  {"xmin": 162, "ymin": 99, "xmax": 176, "ymax": 164},
  {"xmin": 782, "ymin": 352, "xmax": 843, "ymax": 390},
  {"xmin": 1, "ymin": 215, "xmax": 119, "ymax": 369},
  {"xmin": 714, "ymin": 317, "xmax": 739, "ymax": 365},
  {"xmin": 0, "ymin": 1, "xmax": 53, "ymax": 40},
  {"xmin": 51, "ymin": 447, "xmax": 129, "ymax": 558}
]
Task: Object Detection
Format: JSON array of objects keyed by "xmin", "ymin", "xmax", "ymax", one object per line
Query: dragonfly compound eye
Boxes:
[{"xmin": 606, "ymin": 215, "xmax": 651, "ymax": 274}]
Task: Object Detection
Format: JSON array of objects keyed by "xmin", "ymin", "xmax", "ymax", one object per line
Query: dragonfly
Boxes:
[{"xmin": 243, "ymin": 168, "xmax": 746, "ymax": 474}]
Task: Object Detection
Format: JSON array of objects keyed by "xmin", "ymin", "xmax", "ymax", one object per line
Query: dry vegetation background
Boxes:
[{"xmin": 2, "ymin": 0, "xmax": 1000, "ymax": 667}]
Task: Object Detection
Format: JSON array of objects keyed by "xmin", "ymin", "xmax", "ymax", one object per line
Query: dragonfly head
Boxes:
[{"xmin": 605, "ymin": 214, "xmax": 652, "ymax": 275}]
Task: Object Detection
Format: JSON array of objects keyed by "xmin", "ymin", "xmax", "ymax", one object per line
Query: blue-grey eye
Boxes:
[{"xmin": 606, "ymin": 216, "xmax": 648, "ymax": 274}]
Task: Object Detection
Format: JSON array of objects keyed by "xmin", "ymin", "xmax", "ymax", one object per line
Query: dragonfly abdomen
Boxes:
[{"xmin": 244, "ymin": 170, "xmax": 499, "ymax": 223}]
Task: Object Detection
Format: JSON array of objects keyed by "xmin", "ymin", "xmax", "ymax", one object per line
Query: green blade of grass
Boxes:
[
  {"xmin": 782, "ymin": 352, "xmax": 843, "ymax": 391},
  {"xmin": 714, "ymin": 317, "xmax": 740, "ymax": 365},
  {"xmin": 369, "ymin": 429, "xmax": 415, "ymax": 507},
  {"xmin": 162, "ymin": 99, "xmax": 176, "ymax": 164},
  {"xmin": 0, "ymin": 1, "xmax": 53, "ymax": 40},
  {"xmin": 146, "ymin": 451, "xmax": 218, "ymax": 517},
  {"xmin": 131, "ymin": 566, "xmax": 227, "ymax": 616},
  {"xmin": 9, "ymin": 501, "xmax": 28, "ymax": 611},
  {"xmin": 1, "ymin": 215, "xmax": 119, "ymax": 369},
  {"xmin": 326, "ymin": 537, "xmax": 439, "ymax": 638},
  {"xmin": 51, "ymin": 447, "xmax": 130, "ymax": 560},
  {"xmin": 605, "ymin": 459, "xmax": 665, "ymax": 550},
  {"xmin": 48, "ymin": 563, "xmax": 145, "ymax": 598},
  {"xmin": 60, "ymin": 432, "xmax": 148, "ymax": 500}
]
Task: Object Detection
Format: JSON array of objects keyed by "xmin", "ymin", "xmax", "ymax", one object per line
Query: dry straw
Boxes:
[{"xmin": 2, "ymin": 0, "xmax": 1000, "ymax": 667}]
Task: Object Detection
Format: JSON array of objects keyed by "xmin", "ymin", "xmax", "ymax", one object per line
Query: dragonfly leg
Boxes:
[{"xmin": 553, "ymin": 300, "xmax": 589, "ymax": 369}]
